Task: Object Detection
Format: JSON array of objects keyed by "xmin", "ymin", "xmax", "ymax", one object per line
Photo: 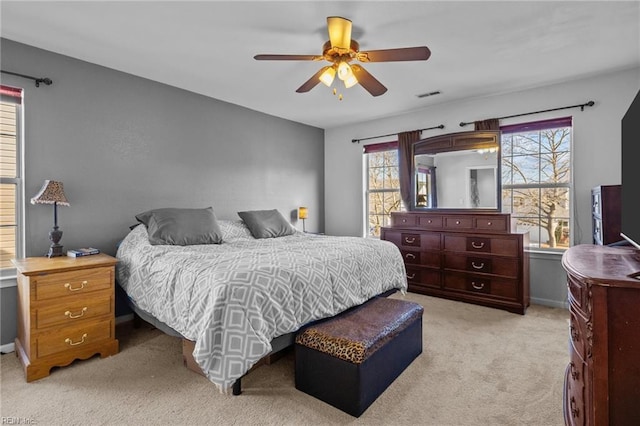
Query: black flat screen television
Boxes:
[{"xmin": 622, "ymin": 89, "xmax": 640, "ymax": 249}]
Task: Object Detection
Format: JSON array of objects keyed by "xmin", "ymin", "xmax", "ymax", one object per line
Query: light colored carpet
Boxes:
[{"xmin": 1, "ymin": 292, "xmax": 569, "ymax": 425}]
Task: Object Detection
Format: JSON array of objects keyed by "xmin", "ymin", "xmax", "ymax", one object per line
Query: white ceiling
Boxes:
[{"xmin": 1, "ymin": 1, "xmax": 639, "ymax": 129}]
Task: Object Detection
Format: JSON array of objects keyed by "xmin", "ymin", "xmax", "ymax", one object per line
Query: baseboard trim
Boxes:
[
  {"xmin": 1, "ymin": 342, "xmax": 15, "ymax": 354},
  {"xmin": 531, "ymin": 297, "xmax": 569, "ymax": 309}
]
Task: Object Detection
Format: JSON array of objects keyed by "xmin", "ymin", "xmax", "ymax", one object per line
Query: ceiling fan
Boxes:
[{"xmin": 254, "ymin": 16, "xmax": 431, "ymax": 97}]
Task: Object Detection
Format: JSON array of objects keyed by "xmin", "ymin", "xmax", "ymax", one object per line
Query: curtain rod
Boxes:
[
  {"xmin": 1, "ymin": 70, "xmax": 53, "ymax": 87},
  {"xmin": 351, "ymin": 124, "xmax": 445, "ymax": 144},
  {"xmin": 459, "ymin": 100, "xmax": 595, "ymax": 127}
]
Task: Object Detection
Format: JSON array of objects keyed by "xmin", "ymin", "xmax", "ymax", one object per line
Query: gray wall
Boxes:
[{"xmin": 0, "ymin": 39, "xmax": 325, "ymax": 347}]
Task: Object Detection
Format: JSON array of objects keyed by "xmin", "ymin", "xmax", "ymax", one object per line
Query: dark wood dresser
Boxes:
[
  {"xmin": 562, "ymin": 244, "xmax": 640, "ymax": 426},
  {"xmin": 591, "ymin": 185, "xmax": 621, "ymax": 245},
  {"xmin": 381, "ymin": 211, "xmax": 529, "ymax": 314}
]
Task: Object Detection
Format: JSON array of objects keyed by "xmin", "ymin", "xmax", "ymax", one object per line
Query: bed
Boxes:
[{"xmin": 116, "ymin": 212, "xmax": 407, "ymax": 393}]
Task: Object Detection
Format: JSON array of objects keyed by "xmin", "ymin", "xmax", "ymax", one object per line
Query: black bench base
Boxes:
[{"xmin": 295, "ymin": 304, "xmax": 423, "ymax": 417}]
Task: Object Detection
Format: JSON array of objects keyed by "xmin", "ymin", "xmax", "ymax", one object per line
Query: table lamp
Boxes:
[
  {"xmin": 31, "ymin": 180, "xmax": 70, "ymax": 258},
  {"xmin": 299, "ymin": 207, "xmax": 308, "ymax": 232}
]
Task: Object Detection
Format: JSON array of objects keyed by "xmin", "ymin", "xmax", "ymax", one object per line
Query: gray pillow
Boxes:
[
  {"xmin": 137, "ymin": 207, "xmax": 223, "ymax": 245},
  {"xmin": 237, "ymin": 209, "xmax": 296, "ymax": 239}
]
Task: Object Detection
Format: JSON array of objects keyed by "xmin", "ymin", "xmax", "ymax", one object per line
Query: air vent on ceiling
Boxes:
[{"xmin": 416, "ymin": 90, "xmax": 441, "ymax": 98}]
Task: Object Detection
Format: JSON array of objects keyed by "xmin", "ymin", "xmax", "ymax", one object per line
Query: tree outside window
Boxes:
[
  {"xmin": 366, "ymin": 148, "xmax": 402, "ymax": 237},
  {"xmin": 501, "ymin": 118, "xmax": 572, "ymax": 249}
]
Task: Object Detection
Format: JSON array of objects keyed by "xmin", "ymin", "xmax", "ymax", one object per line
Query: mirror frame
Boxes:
[{"xmin": 410, "ymin": 130, "xmax": 502, "ymax": 211}]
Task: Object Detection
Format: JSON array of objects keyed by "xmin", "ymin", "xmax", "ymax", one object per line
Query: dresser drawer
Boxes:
[
  {"xmin": 35, "ymin": 293, "xmax": 113, "ymax": 330},
  {"xmin": 417, "ymin": 215, "xmax": 443, "ymax": 229},
  {"xmin": 444, "ymin": 255, "xmax": 518, "ymax": 278},
  {"xmin": 569, "ymin": 310, "xmax": 589, "ymax": 362},
  {"xmin": 384, "ymin": 230, "xmax": 441, "ymax": 250},
  {"xmin": 444, "ymin": 273, "xmax": 518, "ymax": 300},
  {"xmin": 565, "ymin": 346, "xmax": 586, "ymax": 426},
  {"xmin": 444, "ymin": 235, "xmax": 519, "ymax": 257},
  {"xmin": 475, "ymin": 215, "xmax": 508, "ymax": 232},
  {"xmin": 401, "ymin": 250, "xmax": 441, "ymax": 268},
  {"xmin": 567, "ymin": 275, "xmax": 586, "ymax": 313},
  {"xmin": 33, "ymin": 267, "xmax": 113, "ymax": 301},
  {"xmin": 36, "ymin": 319, "xmax": 114, "ymax": 359},
  {"xmin": 391, "ymin": 214, "xmax": 416, "ymax": 227},
  {"xmin": 444, "ymin": 216, "xmax": 473, "ymax": 230},
  {"xmin": 406, "ymin": 267, "xmax": 441, "ymax": 290}
]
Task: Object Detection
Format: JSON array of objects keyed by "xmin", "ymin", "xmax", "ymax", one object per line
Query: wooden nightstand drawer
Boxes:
[
  {"xmin": 36, "ymin": 319, "xmax": 113, "ymax": 358},
  {"xmin": 33, "ymin": 267, "xmax": 113, "ymax": 301},
  {"xmin": 35, "ymin": 293, "xmax": 113, "ymax": 330}
]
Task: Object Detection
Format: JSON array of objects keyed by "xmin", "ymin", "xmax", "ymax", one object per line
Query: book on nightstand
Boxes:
[{"xmin": 67, "ymin": 247, "xmax": 101, "ymax": 257}]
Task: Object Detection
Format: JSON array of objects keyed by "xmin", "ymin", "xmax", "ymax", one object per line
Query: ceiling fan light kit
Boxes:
[{"xmin": 254, "ymin": 16, "xmax": 431, "ymax": 99}]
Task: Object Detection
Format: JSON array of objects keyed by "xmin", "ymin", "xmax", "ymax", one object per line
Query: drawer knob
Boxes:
[
  {"xmin": 406, "ymin": 273, "xmax": 416, "ymax": 280},
  {"xmin": 404, "ymin": 237, "xmax": 416, "ymax": 244},
  {"xmin": 405, "ymin": 253, "xmax": 416, "ymax": 260},
  {"xmin": 427, "ymin": 220, "xmax": 432, "ymax": 224},
  {"xmin": 64, "ymin": 281, "xmax": 87, "ymax": 292},
  {"xmin": 487, "ymin": 221, "xmax": 492, "ymax": 226},
  {"xmin": 402, "ymin": 219, "xmax": 407, "ymax": 223},
  {"xmin": 65, "ymin": 307, "xmax": 88, "ymax": 319},
  {"xmin": 65, "ymin": 333, "xmax": 88, "ymax": 346},
  {"xmin": 471, "ymin": 242, "xmax": 485, "ymax": 249},
  {"xmin": 471, "ymin": 281, "xmax": 485, "ymax": 290},
  {"xmin": 455, "ymin": 220, "xmax": 460, "ymax": 225},
  {"xmin": 471, "ymin": 261, "xmax": 485, "ymax": 269}
]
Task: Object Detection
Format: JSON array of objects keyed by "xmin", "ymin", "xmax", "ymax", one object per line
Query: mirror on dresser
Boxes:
[{"xmin": 411, "ymin": 131, "xmax": 501, "ymax": 210}]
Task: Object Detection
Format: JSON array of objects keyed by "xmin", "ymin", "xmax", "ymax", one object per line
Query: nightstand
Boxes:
[{"xmin": 12, "ymin": 253, "xmax": 119, "ymax": 381}]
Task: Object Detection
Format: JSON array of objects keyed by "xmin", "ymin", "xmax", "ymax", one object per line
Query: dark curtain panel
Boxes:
[
  {"xmin": 398, "ymin": 130, "xmax": 421, "ymax": 209},
  {"xmin": 474, "ymin": 119, "xmax": 500, "ymax": 131}
]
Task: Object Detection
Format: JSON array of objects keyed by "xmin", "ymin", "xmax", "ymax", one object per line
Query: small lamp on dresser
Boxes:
[
  {"xmin": 31, "ymin": 180, "xmax": 70, "ymax": 258},
  {"xmin": 299, "ymin": 206, "xmax": 308, "ymax": 232}
]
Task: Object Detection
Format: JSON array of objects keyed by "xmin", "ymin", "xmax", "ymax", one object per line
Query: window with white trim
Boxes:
[
  {"xmin": 364, "ymin": 142, "xmax": 403, "ymax": 237},
  {"xmin": 1, "ymin": 85, "xmax": 24, "ymax": 273},
  {"xmin": 501, "ymin": 117, "xmax": 572, "ymax": 250}
]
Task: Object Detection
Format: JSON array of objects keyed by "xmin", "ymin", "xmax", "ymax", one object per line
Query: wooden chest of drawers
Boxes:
[
  {"xmin": 13, "ymin": 254, "xmax": 119, "ymax": 381},
  {"xmin": 381, "ymin": 211, "xmax": 529, "ymax": 314},
  {"xmin": 562, "ymin": 245, "xmax": 640, "ymax": 426}
]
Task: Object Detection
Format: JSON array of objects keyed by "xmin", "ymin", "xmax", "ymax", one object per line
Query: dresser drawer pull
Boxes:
[
  {"xmin": 405, "ymin": 253, "xmax": 416, "ymax": 260},
  {"xmin": 427, "ymin": 220, "xmax": 432, "ymax": 224},
  {"xmin": 471, "ymin": 261, "xmax": 485, "ymax": 269},
  {"xmin": 455, "ymin": 220, "xmax": 461, "ymax": 225},
  {"xmin": 487, "ymin": 221, "xmax": 492, "ymax": 226},
  {"xmin": 64, "ymin": 281, "xmax": 88, "ymax": 292},
  {"xmin": 471, "ymin": 242, "xmax": 485, "ymax": 249},
  {"xmin": 65, "ymin": 307, "xmax": 88, "ymax": 319},
  {"xmin": 404, "ymin": 237, "xmax": 416, "ymax": 244},
  {"xmin": 570, "ymin": 325, "xmax": 580, "ymax": 342},
  {"xmin": 406, "ymin": 273, "xmax": 416, "ymax": 280},
  {"xmin": 65, "ymin": 333, "xmax": 88, "ymax": 346},
  {"xmin": 402, "ymin": 218, "xmax": 407, "ymax": 223},
  {"xmin": 570, "ymin": 396, "xmax": 579, "ymax": 418},
  {"xmin": 569, "ymin": 362, "xmax": 579, "ymax": 380},
  {"xmin": 471, "ymin": 281, "xmax": 485, "ymax": 290}
]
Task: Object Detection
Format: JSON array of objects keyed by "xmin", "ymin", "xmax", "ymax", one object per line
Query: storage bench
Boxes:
[{"xmin": 294, "ymin": 297, "xmax": 424, "ymax": 417}]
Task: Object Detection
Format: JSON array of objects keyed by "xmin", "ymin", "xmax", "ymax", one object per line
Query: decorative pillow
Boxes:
[
  {"xmin": 137, "ymin": 207, "xmax": 223, "ymax": 245},
  {"xmin": 237, "ymin": 209, "xmax": 296, "ymax": 239},
  {"xmin": 218, "ymin": 220, "xmax": 254, "ymax": 240}
]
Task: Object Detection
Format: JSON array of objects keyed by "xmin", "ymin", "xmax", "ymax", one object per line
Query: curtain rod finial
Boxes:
[{"xmin": 352, "ymin": 139, "xmax": 360, "ymax": 144}]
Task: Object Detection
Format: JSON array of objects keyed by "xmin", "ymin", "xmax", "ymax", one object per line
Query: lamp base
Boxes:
[{"xmin": 46, "ymin": 244, "xmax": 64, "ymax": 258}]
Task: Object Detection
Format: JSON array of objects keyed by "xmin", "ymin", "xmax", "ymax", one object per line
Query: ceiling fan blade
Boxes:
[
  {"xmin": 254, "ymin": 54, "xmax": 322, "ymax": 61},
  {"xmin": 357, "ymin": 46, "xmax": 431, "ymax": 62},
  {"xmin": 351, "ymin": 65, "xmax": 387, "ymax": 97},
  {"xmin": 296, "ymin": 66, "xmax": 331, "ymax": 93},
  {"xmin": 327, "ymin": 16, "xmax": 352, "ymax": 50}
]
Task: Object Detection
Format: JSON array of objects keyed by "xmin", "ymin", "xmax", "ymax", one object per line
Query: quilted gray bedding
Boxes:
[{"xmin": 116, "ymin": 220, "xmax": 407, "ymax": 392}]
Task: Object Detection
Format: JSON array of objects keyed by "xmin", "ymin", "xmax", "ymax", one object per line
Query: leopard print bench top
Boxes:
[{"xmin": 295, "ymin": 297, "xmax": 423, "ymax": 364}]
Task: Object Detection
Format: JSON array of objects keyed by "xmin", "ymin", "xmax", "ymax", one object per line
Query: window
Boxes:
[
  {"xmin": 501, "ymin": 117, "xmax": 572, "ymax": 250},
  {"xmin": 1, "ymin": 85, "xmax": 23, "ymax": 272},
  {"xmin": 365, "ymin": 142, "xmax": 403, "ymax": 237}
]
